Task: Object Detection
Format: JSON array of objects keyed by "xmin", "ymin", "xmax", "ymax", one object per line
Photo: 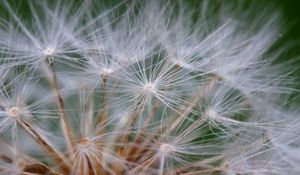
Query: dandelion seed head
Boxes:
[
  {"xmin": 8, "ymin": 107, "xmax": 20, "ymax": 118},
  {"xmin": 159, "ymin": 143, "xmax": 175, "ymax": 155},
  {"xmin": 117, "ymin": 112, "xmax": 130, "ymax": 126},
  {"xmin": 172, "ymin": 58, "xmax": 192, "ymax": 70},
  {"xmin": 100, "ymin": 68, "xmax": 113, "ymax": 76},
  {"xmin": 206, "ymin": 108, "xmax": 218, "ymax": 118},
  {"xmin": 0, "ymin": 0, "xmax": 298, "ymax": 174},
  {"xmin": 143, "ymin": 82, "xmax": 156, "ymax": 94},
  {"xmin": 79, "ymin": 137, "xmax": 93, "ymax": 149},
  {"xmin": 42, "ymin": 47, "xmax": 55, "ymax": 56}
]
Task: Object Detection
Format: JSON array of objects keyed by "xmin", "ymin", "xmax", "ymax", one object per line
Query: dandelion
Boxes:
[{"xmin": 0, "ymin": 0, "xmax": 299, "ymax": 175}]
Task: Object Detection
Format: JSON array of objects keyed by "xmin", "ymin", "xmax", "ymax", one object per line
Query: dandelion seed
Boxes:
[
  {"xmin": 8, "ymin": 107, "xmax": 20, "ymax": 118},
  {"xmin": 159, "ymin": 143, "xmax": 174, "ymax": 155},
  {"xmin": 205, "ymin": 108, "xmax": 218, "ymax": 119},
  {"xmin": 100, "ymin": 68, "xmax": 114, "ymax": 76},
  {"xmin": 42, "ymin": 47, "xmax": 55, "ymax": 57},
  {"xmin": 80, "ymin": 137, "xmax": 92, "ymax": 145},
  {"xmin": 143, "ymin": 82, "xmax": 156, "ymax": 94}
]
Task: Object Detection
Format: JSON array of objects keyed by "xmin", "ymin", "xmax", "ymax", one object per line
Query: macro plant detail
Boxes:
[{"xmin": 0, "ymin": 0, "xmax": 299, "ymax": 175}]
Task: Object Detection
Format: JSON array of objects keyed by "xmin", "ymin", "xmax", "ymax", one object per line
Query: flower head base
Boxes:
[
  {"xmin": 100, "ymin": 68, "xmax": 114, "ymax": 77},
  {"xmin": 79, "ymin": 137, "xmax": 93, "ymax": 149},
  {"xmin": 205, "ymin": 108, "xmax": 218, "ymax": 120},
  {"xmin": 159, "ymin": 143, "xmax": 175, "ymax": 155},
  {"xmin": 43, "ymin": 47, "xmax": 54, "ymax": 56},
  {"xmin": 43, "ymin": 47, "xmax": 55, "ymax": 56},
  {"xmin": 143, "ymin": 82, "xmax": 156, "ymax": 94},
  {"xmin": 8, "ymin": 107, "xmax": 20, "ymax": 118}
]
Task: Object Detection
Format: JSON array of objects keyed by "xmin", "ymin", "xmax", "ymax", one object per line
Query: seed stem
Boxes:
[
  {"xmin": 96, "ymin": 75, "xmax": 108, "ymax": 135},
  {"xmin": 44, "ymin": 58, "xmax": 75, "ymax": 155},
  {"xmin": 17, "ymin": 118, "xmax": 70, "ymax": 173},
  {"xmin": 166, "ymin": 76, "xmax": 219, "ymax": 134}
]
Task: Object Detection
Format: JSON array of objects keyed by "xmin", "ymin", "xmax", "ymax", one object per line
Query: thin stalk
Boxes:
[
  {"xmin": 165, "ymin": 76, "xmax": 219, "ymax": 135},
  {"xmin": 179, "ymin": 167, "xmax": 225, "ymax": 175},
  {"xmin": 125, "ymin": 126, "xmax": 163, "ymax": 163},
  {"xmin": 129, "ymin": 99, "xmax": 160, "ymax": 143},
  {"xmin": 16, "ymin": 118, "xmax": 70, "ymax": 173},
  {"xmin": 128, "ymin": 154, "xmax": 158, "ymax": 174},
  {"xmin": 116, "ymin": 110, "xmax": 140, "ymax": 156},
  {"xmin": 22, "ymin": 162, "xmax": 62, "ymax": 175},
  {"xmin": 44, "ymin": 58, "xmax": 75, "ymax": 155},
  {"xmin": 115, "ymin": 99, "xmax": 146, "ymax": 160},
  {"xmin": 175, "ymin": 155, "xmax": 224, "ymax": 174},
  {"xmin": 96, "ymin": 75, "xmax": 107, "ymax": 135}
]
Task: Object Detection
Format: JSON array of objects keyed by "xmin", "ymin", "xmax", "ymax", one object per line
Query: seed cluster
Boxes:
[{"xmin": 0, "ymin": 1, "xmax": 299, "ymax": 175}]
